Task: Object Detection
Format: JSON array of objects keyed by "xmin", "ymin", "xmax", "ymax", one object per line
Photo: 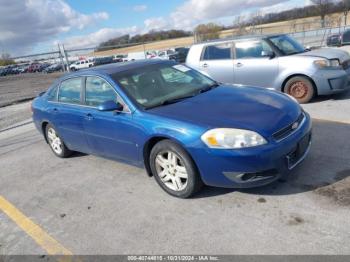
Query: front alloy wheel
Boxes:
[
  {"xmin": 155, "ymin": 151, "xmax": 188, "ymax": 191},
  {"xmin": 150, "ymin": 140, "xmax": 203, "ymax": 198}
]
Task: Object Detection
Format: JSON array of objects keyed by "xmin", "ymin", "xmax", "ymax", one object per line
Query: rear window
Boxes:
[
  {"xmin": 58, "ymin": 77, "xmax": 82, "ymax": 104},
  {"xmin": 202, "ymin": 43, "xmax": 232, "ymax": 60}
]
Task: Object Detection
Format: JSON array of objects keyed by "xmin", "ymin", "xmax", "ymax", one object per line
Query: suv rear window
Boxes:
[{"xmin": 202, "ymin": 43, "xmax": 232, "ymax": 60}]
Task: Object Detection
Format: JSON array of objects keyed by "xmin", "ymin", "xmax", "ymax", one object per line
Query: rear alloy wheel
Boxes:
[
  {"xmin": 284, "ymin": 76, "xmax": 314, "ymax": 104},
  {"xmin": 46, "ymin": 124, "xmax": 72, "ymax": 158},
  {"xmin": 150, "ymin": 140, "xmax": 203, "ymax": 198}
]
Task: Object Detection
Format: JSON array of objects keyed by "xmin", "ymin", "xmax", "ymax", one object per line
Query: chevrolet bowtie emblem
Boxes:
[{"xmin": 292, "ymin": 122, "xmax": 299, "ymax": 130}]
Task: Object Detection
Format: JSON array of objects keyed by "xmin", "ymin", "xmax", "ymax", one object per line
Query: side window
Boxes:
[
  {"xmin": 235, "ymin": 40, "xmax": 273, "ymax": 59},
  {"xmin": 47, "ymin": 85, "xmax": 58, "ymax": 101},
  {"xmin": 85, "ymin": 76, "xmax": 118, "ymax": 107},
  {"xmin": 58, "ymin": 78, "xmax": 83, "ymax": 104},
  {"xmin": 202, "ymin": 43, "xmax": 232, "ymax": 60}
]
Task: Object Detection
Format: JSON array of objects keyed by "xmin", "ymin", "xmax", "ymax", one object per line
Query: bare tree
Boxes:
[
  {"xmin": 233, "ymin": 15, "xmax": 248, "ymax": 36},
  {"xmin": 0, "ymin": 53, "xmax": 14, "ymax": 66},
  {"xmin": 311, "ymin": 0, "xmax": 333, "ymax": 27},
  {"xmin": 194, "ymin": 23, "xmax": 222, "ymax": 42},
  {"xmin": 340, "ymin": 0, "xmax": 350, "ymax": 26}
]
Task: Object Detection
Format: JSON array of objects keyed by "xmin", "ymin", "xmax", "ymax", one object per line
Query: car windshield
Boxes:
[
  {"xmin": 268, "ymin": 35, "xmax": 305, "ymax": 55},
  {"xmin": 112, "ymin": 63, "xmax": 217, "ymax": 109}
]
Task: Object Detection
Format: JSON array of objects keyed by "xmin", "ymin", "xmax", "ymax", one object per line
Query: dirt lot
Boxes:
[
  {"xmin": 0, "ymin": 73, "xmax": 62, "ymax": 130},
  {"xmin": 0, "ymin": 72, "xmax": 63, "ymax": 108}
]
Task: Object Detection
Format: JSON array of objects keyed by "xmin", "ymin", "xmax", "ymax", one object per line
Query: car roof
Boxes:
[
  {"xmin": 64, "ymin": 59, "xmax": 171, "ymax": 79},
  {"xmin": 193, "ymin": 33, "xmax": 285, "ymax": 46}
]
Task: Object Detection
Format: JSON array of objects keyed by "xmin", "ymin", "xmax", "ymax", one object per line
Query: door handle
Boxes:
[
  {"xmin": 202, "ymin": 63, "xmax": 208, "ymax": 68},
  {"xmin": 52, "ymin": 108, "xmax": 58, "ymax": 113},
  {"xmin": 85, "ymin": 113, "xmax": 93, "ymax": 120},
  {"xmin": 236, "ymin": 62, "xmax": 243, "ymax": 67}
]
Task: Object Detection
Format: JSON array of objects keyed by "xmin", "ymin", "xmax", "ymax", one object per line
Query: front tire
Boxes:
[
  {"xmin": 284, "ymin": 76, "xmax": 315, "ymax": 104},
  {"xmin": 150, "ymin": 140, "xmax": 203, "ymax": 198},
  {"xmin": 45, "ymin": 124, "xmax": 72, "ymax": 158}
]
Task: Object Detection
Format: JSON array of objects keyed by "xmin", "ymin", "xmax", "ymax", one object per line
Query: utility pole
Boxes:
[
  {"xmin": 57, "ymin": 44, "xmax": 65, "ymax": 72},
  {"xmin": 62, "ymin": 44, "xmax": 70, "ymax": 72}
]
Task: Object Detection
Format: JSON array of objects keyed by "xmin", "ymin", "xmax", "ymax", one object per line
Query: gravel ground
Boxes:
[{"xmin": 0, "ymin": 72, "xmax": 63, "ymax": 108}]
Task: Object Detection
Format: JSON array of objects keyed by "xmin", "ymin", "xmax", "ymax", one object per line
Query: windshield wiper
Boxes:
[
  {"xmin": 146, "ymin": 94, "xmax": 196, "ymax": 109},
  {"xmin": 198, "ymin": 82, "xmax": 220, "ymax": 94}
]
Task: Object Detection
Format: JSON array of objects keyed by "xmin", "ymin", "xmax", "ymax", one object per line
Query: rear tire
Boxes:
[
  {"xmin": 150, "ymin": 140, "xmax": 203, "ymax": 198},
  {"xmin": 45, "ymin": 124, "xmax": 72, "ymax": 158},
  {"xmin": 284, "ymin": 76, "xmax": 315, "ymax": 104}
]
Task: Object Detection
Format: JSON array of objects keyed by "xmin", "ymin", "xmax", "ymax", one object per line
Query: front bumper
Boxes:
[
  {"xmin": 188, "ymin": 113, "xmax": 312, "ymax": 188},
  {"xmin": 312, "ymin": 68, "xmax": 350, "ymax": 95}
]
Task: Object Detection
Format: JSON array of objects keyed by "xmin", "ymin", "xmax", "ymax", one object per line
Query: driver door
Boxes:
[
  {"xmin": 82, "ymin": 76, "xmax": 139, "ymax": 163},
  {"xmin": 233, "ymin": 40, "xmax": 279, "ymax": 88}
]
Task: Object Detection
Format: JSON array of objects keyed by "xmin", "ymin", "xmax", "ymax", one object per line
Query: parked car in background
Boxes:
[
  {"xmin": 113, "ymin": 54, "xmax": 126, "ymax": 62},
  {"xmin": 1, "ymin": 65, "xmax": 20, "ymax": 75},
  {"xmin": 38, "ymin": 63, "xmax": 51, "ymax": 72},
  {"xmin": 28, "ymin": 63, "xmax": 42, "ymax": 73},
  {"xmin": 0, "ymin": 68, "xmax": 6, "ymax": 76},
  {"xmin": 124, "ymin": 52, "xmax": 146, "ymax": 61},
  {"xmin": 326, "ymin": 30, "xmax": 350, "ymax": 47},
  {"xmin": 17, "ymin": 64, "xmax": 30, "ymax": 73},
  {"xmin": 44, "ymin": 63, "xmax": 63, "ymax": 73},
  {"xmin": 94, "ymin": 56, "xmax": 114, "ymax": 66},
  {"xmin": 186, "ymin": 34, "xmax": 350, "ymax": 103},
  {"xmin": 155, "ymin": 49, "xmax": 176, "ymax": 60},
  {"xmin": 70, "ymin": 59, "xmax": 94, "ymax": 71},
  {"xmin": 169, "ymin": 47, "xmax": 189, "ymax": 63},
  {"xmin": 32, "ymin": 60, "xmax": 311, "ymax": 198}
]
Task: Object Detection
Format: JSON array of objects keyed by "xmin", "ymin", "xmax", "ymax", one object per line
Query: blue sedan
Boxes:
[{"xmin": 32, "ymin": 60, "xmax": 312, "ymax": 198}]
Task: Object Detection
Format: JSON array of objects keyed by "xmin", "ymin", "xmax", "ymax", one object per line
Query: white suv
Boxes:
[{"xmin": 69, "ymin": 59, "xmax": 94, "ymax": 71}]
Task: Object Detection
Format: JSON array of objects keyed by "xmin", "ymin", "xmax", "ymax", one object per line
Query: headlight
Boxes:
[
  {"xmin": 201, "ymin": 128, "xmax": 267, "ymax": 149},
  {"xmin": 314, "ymin": 59, "xmax": 340, "ymax": 68},
  {"xmin": 329, "ymin": 58, "xmax": 340, "ymax": 67}
]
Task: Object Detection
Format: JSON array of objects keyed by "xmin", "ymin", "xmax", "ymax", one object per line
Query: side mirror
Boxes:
[
  {"xmin": 98, "ymin": 100, "xmax": 123, "ymax": 112},
  {"xmin": 261, "ymin": 50, "xmax": 275, "ymax": 59},
  {"xmin": 305, "ymin": 46, "xmax": 311, "ymax": 51}
]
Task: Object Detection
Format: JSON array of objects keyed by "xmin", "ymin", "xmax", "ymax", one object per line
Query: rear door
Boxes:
[
  {"xmin": 233, "ymin": 40, "xmax": 279, "ymax": 88},
  {"xmin": 198, "ymin": 42, "xmax": 234, "ymax": 84},
  {"xmin": 50, "ymin": 77, "xmax": 90, "ymax": 153}
]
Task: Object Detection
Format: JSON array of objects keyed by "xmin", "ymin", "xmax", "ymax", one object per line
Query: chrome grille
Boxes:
[{"xmin": 273, "ymin": 113, "xmax": 305, "ymax": 141}]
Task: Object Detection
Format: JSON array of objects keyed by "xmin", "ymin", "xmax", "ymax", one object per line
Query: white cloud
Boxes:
[
  {"xmin": 144, "ymin": 17, "xmax": 169, "ymax": 32},
  {"xmin": 169, "ymin": 0, "xmax": 292, "ymax": 29},
  {"xmin": 0, "ymin": 0, "xmax": 108, "ymax": 54},
  {"xmin": 133, "ymin": 4, "xmax": 147, "ymax": 12},
  {"xmin": 62, "ymin": 0, "xmax": 299, "ymax": 49}
]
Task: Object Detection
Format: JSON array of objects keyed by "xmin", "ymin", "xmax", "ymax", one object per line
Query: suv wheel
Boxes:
[
  {"xmin": 150, "ymin": 140, "xmax": 203, "ymax": 198},
  {"xmin": 284, "ymin": 76, "xmax": 314, "ymax": 104}
]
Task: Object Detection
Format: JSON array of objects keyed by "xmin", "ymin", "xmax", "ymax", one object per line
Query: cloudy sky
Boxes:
[{"xmin": 0, "ymin": 0, "xmax": 311, "ymax": 56}]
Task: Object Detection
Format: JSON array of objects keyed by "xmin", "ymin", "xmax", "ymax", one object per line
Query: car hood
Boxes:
[
  {"xmin": 148, "ymin": 86, "xmax": 301, "ymax": 138},
  {"xmin": 296, "ymin": 48, "xmax": 350, "ymax": 63}
]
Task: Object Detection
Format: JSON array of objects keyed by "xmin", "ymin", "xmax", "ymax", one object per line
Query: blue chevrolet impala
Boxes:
[{"xmin": 32, "ymin": 60, "xmax": 312, "ymax": 198}]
